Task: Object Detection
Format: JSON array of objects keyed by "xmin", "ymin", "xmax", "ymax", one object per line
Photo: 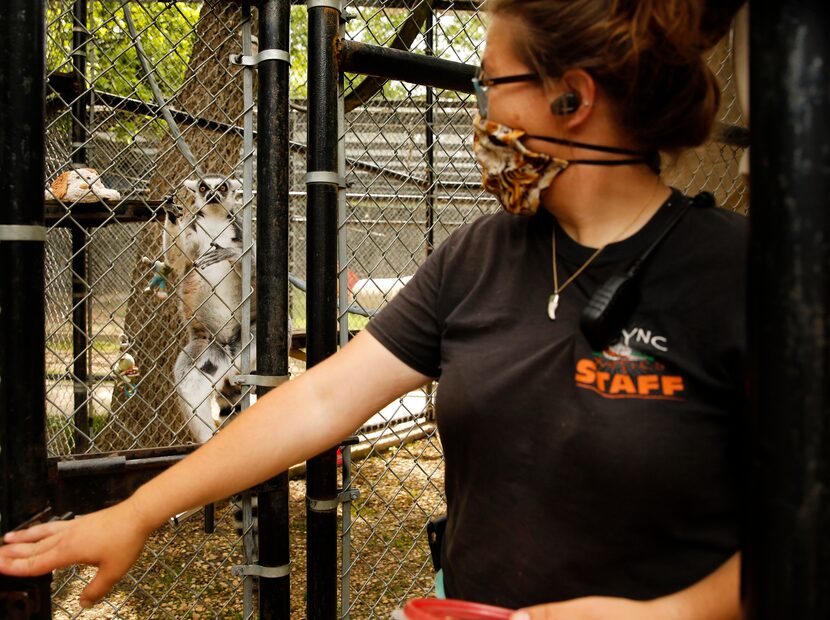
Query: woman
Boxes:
[{"xmin": 0, "ymin": 1, "xmax": 745, "ymax": 617}]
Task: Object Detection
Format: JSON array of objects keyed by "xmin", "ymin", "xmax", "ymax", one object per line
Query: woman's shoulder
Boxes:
[
  {"xmin": 683, "ymin": 191, "xmax": 747, "ymax": 231},
  {"xmin": 441, "ymin": 209, "xmax": 535, "ymax": 253},
  {"xmin": 679, "ymin": 192, "xmax": 748, "ymax": 257}
]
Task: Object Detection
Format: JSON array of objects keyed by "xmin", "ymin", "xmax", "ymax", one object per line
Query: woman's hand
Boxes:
[
  {"xmin": 509, "ymin": 553, "xmax": 741, "ymax": 620},
  {"xmin": 0, "ymin": 501, "xmax": 152, "ymax": 608},
  {"xmin": 510, "ymin": 596, "xmax": 676, "ymax": 620}
]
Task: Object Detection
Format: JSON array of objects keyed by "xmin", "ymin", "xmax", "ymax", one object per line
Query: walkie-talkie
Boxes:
[{"xmin": 579, "ymin": 192, "xmax": 712, "ymax": 351}]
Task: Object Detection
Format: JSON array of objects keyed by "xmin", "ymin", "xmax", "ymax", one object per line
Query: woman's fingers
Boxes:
[
  {"xmin": 80, "ymin": 562, "xmax": 129, "ymax": 609},
  {"xmin": 0, "ymin": 536, "xmax": 61, "ymax": 560},
  {"xmin": 0, "ymin": 543, "xmax": 67, "ymax": 577},
  {"xmin": 3, "ymin": 520, "xmax": 69, "ymax": 544},
  {"xmin": 79, "ymin": 547, "xmax": 145, "ymax": 609},
  {"xmin": 0, "ymin": 505, "xmax": 150, "ymax": 609}
]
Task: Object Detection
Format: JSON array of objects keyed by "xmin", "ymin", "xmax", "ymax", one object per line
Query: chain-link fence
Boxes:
[
  {"xmin": 39, "ymin": 0, "xmax": 746, "ymax": 617},
  {"xmin": 45, "ymin": 1, "xmax": 264, "ymax": 616}
]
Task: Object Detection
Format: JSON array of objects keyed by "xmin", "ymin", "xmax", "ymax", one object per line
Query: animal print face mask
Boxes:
[
  {"xmin": 472, "ymin": 115, "xmax": 652, "ymax": 217},
  {"xmin": 472, "ymin": 115, "xmax": 569, "ymax": 216}
]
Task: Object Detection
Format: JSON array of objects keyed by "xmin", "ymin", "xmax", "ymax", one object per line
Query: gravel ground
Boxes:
[{"xmin": 51, "ymin": 436, "xmax": 445, "ymax": 619}]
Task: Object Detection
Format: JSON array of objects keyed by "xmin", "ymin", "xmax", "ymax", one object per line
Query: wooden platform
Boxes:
[{"xmin": 45, "ymin": 198, "xmax": 166, "ymax": 227}]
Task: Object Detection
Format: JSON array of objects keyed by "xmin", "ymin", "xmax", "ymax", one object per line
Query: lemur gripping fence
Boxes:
[{"xmin": 2, "ymin": 1, "xmax": 754, "ymax": 618}]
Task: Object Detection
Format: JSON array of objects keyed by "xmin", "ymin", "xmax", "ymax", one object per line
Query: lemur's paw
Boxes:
[
  {"xmin": 195, "ymin": 245, "xmax": 239, "ymax": 268},
  {"xmin": 163, "ymin": 201, "xmax": 184, "ymax": 223}
]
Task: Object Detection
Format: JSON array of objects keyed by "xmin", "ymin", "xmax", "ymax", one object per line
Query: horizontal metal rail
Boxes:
[
  {"xmin": 46, "ymin": 445, "xmax": 294, "ymax": 516},
  {"xmin": 341, "ymin": 40, "xmax": 476, "ymax": 94}
]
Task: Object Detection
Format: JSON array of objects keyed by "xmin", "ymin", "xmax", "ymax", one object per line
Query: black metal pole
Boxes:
[
  {"xmin": 0, "ymin": 0, "xmax": 52, "ymax": 616},
  {"xmin": 339, "ymin": 40, "xmax": 476, "ymax": 94},
  {"xmin": 256, "ymin": 0, "xmax": 292, "ymax": 617},
  {"xmin": 744, "ymin": 4, "xmax": 830, "ymax": 620},
  {"xmin": 71, "ymin": 0, "xmax": 91, "ymax": 453},
  {"xmin": 306, "ymin": 3, "xmax": 340, "ymax": 618},
  {"xmin": 72, "ymin": 0, "xmax": 89, "ymax": 165}
]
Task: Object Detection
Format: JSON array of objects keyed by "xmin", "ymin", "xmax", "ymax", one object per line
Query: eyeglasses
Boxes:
[{"xmin": 471, "ymin": 71, "xmax": 539, "ymax": 118}]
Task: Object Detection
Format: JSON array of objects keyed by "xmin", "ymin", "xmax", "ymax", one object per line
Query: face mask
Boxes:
[{"xmin": 472, "ymin": 114, "xmax": 653, "ymax": 216}]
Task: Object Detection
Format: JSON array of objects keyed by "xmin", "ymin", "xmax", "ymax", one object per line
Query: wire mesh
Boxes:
[
  {"xmin": 45, "ymin": 1, "xmax": 263, "ymax": 616},
  {"xmin": 40, "ymin": 0, "xmax": 747, "ymax": 617}
]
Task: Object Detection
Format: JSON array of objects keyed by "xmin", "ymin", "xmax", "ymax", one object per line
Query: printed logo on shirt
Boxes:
[{"xmin": 574, "ymin": 339, "xmax": 685, "ymax": 401}]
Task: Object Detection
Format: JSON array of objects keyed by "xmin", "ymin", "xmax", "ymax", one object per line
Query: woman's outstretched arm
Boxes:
[{"xmin": 0, "ymin": 330, "xmax": 429, "ymax": 607}]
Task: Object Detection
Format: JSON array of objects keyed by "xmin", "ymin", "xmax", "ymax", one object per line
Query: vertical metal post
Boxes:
[
  {"xmin": 71, "ymin": 223, "xmax": 90, "ymax": 453},
  {"xmin": 336, "ymin": 16, "xmax": 352, "ymax": 617},
  {"xmin": 744, "ymin": 4, "xmax": 830, "ymax": 620},
  {"xmin": 240, "ymin": 7, "xmax": 256, "ymax": 618},
  {"xmin": 71, "ymin": 0, "xmax": 91, "ymax": 453},
  {"xmin": 306, "ymin": 1, "xmax": 340, "ymax": 617},
  {"xmin": 72, "ymin": 0, "xmax": 89, "ymax": 165},
  {"xmin": 256, "ymin": 0, "xmax": 292, "ymax": 617},
  {"xmin": 0, "ymin": 0, "xmax": 52, "ymax": 616}
]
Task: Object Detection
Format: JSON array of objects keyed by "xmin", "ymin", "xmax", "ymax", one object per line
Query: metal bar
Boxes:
[
  {"xmin": 340, "ymin": 40, "xmax": 476, "ymax": 94},
  {"xmin": 70, "ymin": 0, "xmax": 91, "ymax": 455},
  {"xmin": 48, "ymin": 449, "xmax": 193, "ymax": 516},
  {"xmin": 307, "ymin": 2, "xmax": 340, "ymax": 617},
  {"xmin": 122, "ymin": 4, "xmax": 202, "ymax": 176},
  {"xmin": 337, "ymin": 12, "xmax": 349, "ymax": 353},
  {"xmin": 257, "ymin": 0, "xmax": 293, "ymax": 617},
  {"xmin": 340, "ymin": 439, "xmax": 353, "ymax": 620},
  {"xmin": 71, "ymin": 0, "xmax": 89, "ymax": 164},
  {"xmin": 240, "ymin": 6, "xmax": 256, "ymax": 617},
  {"xmin": 744, "ymin": 4, "xmax": 830, "ymax": 620},
  {"xmin": 0, "ymin": 0, "xmax": 51, "ymax": 614},
  {"xmin": 336, "ymin": 15, "xmax": 352, "ymax": 618},
  {"xmin": 71, "ymin": 222, "xmax": 90, "ymax": 453}
]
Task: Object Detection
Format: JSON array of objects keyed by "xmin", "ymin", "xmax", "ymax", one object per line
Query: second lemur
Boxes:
[{"xmin": 164, "ymin": 174, "xmax": 256, "ymax": 444}]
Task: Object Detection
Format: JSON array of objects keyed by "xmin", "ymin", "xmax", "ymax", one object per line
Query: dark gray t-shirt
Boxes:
[{"xmin": 366, "ymin": 190, "xmax": 746, "ymax": 608}]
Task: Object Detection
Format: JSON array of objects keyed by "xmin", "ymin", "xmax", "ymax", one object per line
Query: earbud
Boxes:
[{"xmin": 550, "ymin": 92, "xmax": 582, "ymax": 115}]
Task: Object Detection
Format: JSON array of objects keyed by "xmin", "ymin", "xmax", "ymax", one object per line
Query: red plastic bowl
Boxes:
[{"xmin": 402, "ymin": 598, "xmax": 514, "ymax": 619}]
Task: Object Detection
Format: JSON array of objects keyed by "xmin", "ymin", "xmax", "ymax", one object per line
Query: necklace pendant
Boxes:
[{"xmin": 547, "ymin": 293, "xmax": 560, "ymax": 320}]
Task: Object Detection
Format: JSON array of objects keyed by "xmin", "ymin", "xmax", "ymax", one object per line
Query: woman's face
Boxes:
[{"xmin": 480, "ymin": 15, "xmax": 568, "ymax": 155}]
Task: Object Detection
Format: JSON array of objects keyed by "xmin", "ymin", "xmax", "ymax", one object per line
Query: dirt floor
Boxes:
[{"xmin": 50, "ymin": 436, "xmax": 445, "ymax": 619}]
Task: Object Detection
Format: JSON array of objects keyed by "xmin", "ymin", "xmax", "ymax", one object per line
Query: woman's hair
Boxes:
[{"xmin": 486, "ymin": 0, "xmax": 742, "ymax": 153}]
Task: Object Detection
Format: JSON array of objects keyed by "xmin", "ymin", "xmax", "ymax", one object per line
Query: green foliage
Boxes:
[
  {"xmin": 47, "ymin": 2, "xmax": 201, "ymax": 143},
  {"xmin": 289, "ymin": 5, "xmax": 309, "ymax": 99},
  {"xmin": 45, "ymin": 2, "xmax": 484, "ymax": 130},
  {"xmin": 48, "ymin": 2, "xmax": 201, "ymax": 98}
]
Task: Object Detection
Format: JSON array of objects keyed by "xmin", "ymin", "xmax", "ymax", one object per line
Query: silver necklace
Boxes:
[{"xmin": 548, "ymin": 184, "xmax": 661, "ymax": 320}]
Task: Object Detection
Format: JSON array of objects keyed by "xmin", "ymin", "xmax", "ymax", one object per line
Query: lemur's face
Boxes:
[
  {"xmin": 184, "ymin": 175, "xmax": 241, "ymax": 208},
  {"xmin": 198, "ymin": 177, "xmax": 232, "ymax": 205}
]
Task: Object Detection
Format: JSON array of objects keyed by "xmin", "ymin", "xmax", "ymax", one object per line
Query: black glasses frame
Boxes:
[{"xmin": 471, "ymin": 71, "xmax": 539, "ymax": 118}]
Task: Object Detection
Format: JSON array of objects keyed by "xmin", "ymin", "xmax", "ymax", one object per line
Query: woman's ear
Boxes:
[{"xmin": 549, "ymin": 69, "xmax": 597, "ymax": 127}]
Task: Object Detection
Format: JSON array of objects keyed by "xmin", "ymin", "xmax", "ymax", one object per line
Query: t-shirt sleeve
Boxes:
[{"xmin": 364, "ymin": 241, "xmax": 448, "ymax": 379}]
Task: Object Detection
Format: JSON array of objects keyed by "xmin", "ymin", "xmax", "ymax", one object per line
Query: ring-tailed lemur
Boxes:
[
  {"xmin": 165, "ymin": 173, "xmax": 297, "ymax": 544},
  {"xmin": 163, "ymin": 174, "xmax": 256, "ymax": 444}
]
